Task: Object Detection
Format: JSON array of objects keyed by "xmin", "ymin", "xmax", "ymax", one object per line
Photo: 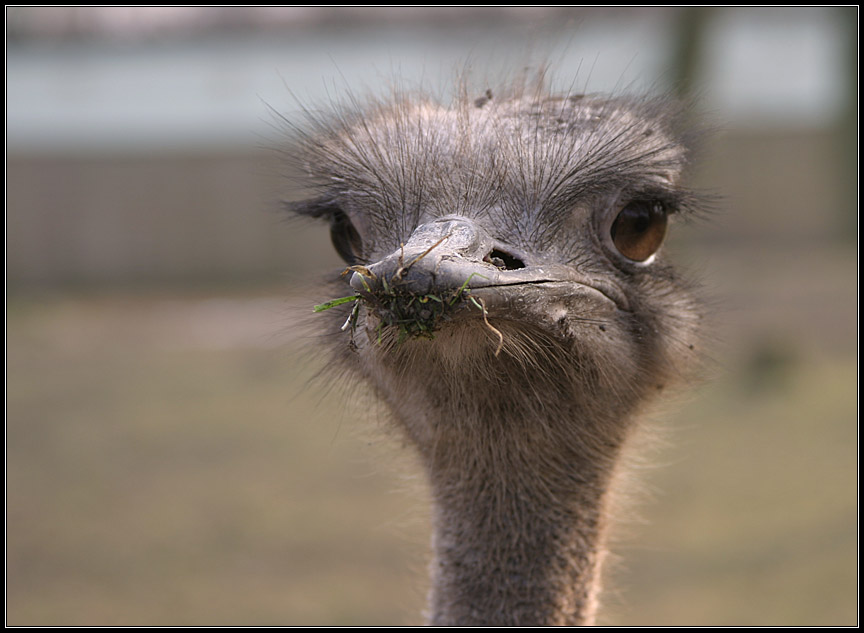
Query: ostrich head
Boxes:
[{"xmin": 288, "ymin": 79, "xmax": 705, "ymax": 626}]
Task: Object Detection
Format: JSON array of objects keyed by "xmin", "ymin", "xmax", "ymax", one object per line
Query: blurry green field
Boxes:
[{"xmin": 6, "ymin": 256, "xmax": 857, "ymax": 625}]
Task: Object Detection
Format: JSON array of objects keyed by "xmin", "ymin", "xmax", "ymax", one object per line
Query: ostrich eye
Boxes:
[
  {"xmin": 609, "ymin": 200, "xmax": 668, "ymax": 262},
  {"xmin": 330, "ymin": 210, "xmax": 363, "ymax": 264}
]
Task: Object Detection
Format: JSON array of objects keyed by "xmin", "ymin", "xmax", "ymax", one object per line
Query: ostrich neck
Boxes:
[
  {"xmin": 377, "ymin": 335, "xmax": 630, "ymax": 627},
  {"xmin": 425, "ymin": 419, "xmax": 615, "ymax": 627}
]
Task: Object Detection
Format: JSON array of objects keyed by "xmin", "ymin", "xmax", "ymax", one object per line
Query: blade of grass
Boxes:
[{"xmin": 313, "ymin": 295, "xmax": 359, "ymax": 312}]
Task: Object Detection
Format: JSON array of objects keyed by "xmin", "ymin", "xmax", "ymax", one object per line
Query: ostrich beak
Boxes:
[
  {"xmin": 349, "ymin": 215, "xmax": 553, "ymax": 297},
  {"xmin": 348, "ymin": 216, "xmax": 625, "ymax": 312}
]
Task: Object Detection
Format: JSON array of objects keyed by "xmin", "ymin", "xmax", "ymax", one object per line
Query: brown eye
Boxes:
[
  {"xmin": 609, "ymin": 200, "xmax": 668, "ymax": 262},
  {"xmin": 330, "ymin": 210, "xmax": 363, "ymax": 264}
]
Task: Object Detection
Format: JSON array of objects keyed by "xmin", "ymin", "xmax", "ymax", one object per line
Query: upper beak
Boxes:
[
  {"xmin": 349, "ymin": 215, "xmax": 538, "ymax": 296},
  {"xmin": 348, "ymin": 215, "xmax": 628, "ymax": 312}
]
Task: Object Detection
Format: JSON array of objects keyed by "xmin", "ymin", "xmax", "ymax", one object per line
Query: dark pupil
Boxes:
[{"xmin": 629, "ymin": 210, "xmax": 650, "ymax": 234}]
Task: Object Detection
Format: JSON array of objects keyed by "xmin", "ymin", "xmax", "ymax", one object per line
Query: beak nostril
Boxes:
[{"xmin": 485, "ymin": 249, "xmax": 526, "ymax": 271}]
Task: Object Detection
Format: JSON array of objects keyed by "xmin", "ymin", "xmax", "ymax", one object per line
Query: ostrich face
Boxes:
[{"xmin": 293, "ymin": 91, "xmax": 702, "ymax": 402}]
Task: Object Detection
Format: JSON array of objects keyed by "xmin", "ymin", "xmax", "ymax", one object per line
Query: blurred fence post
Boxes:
[{"xmin": 668, "ymin": 6, "xmax": 712, "ymax": 100}]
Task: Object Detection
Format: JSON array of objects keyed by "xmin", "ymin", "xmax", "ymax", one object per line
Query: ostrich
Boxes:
[{"xmin": 288, "ymin": 78, "xmax": 704, "ymax": 626}]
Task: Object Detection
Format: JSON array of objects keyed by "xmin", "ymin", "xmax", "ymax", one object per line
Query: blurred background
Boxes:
[{"xmin": 6, "ymin": 6, "xmax": 857, "ymax": 626}]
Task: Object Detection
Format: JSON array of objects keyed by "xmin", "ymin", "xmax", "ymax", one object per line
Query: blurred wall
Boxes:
[{"xmin": 7, "ymin": 151, "xmax": 318, "ymax": 287}]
